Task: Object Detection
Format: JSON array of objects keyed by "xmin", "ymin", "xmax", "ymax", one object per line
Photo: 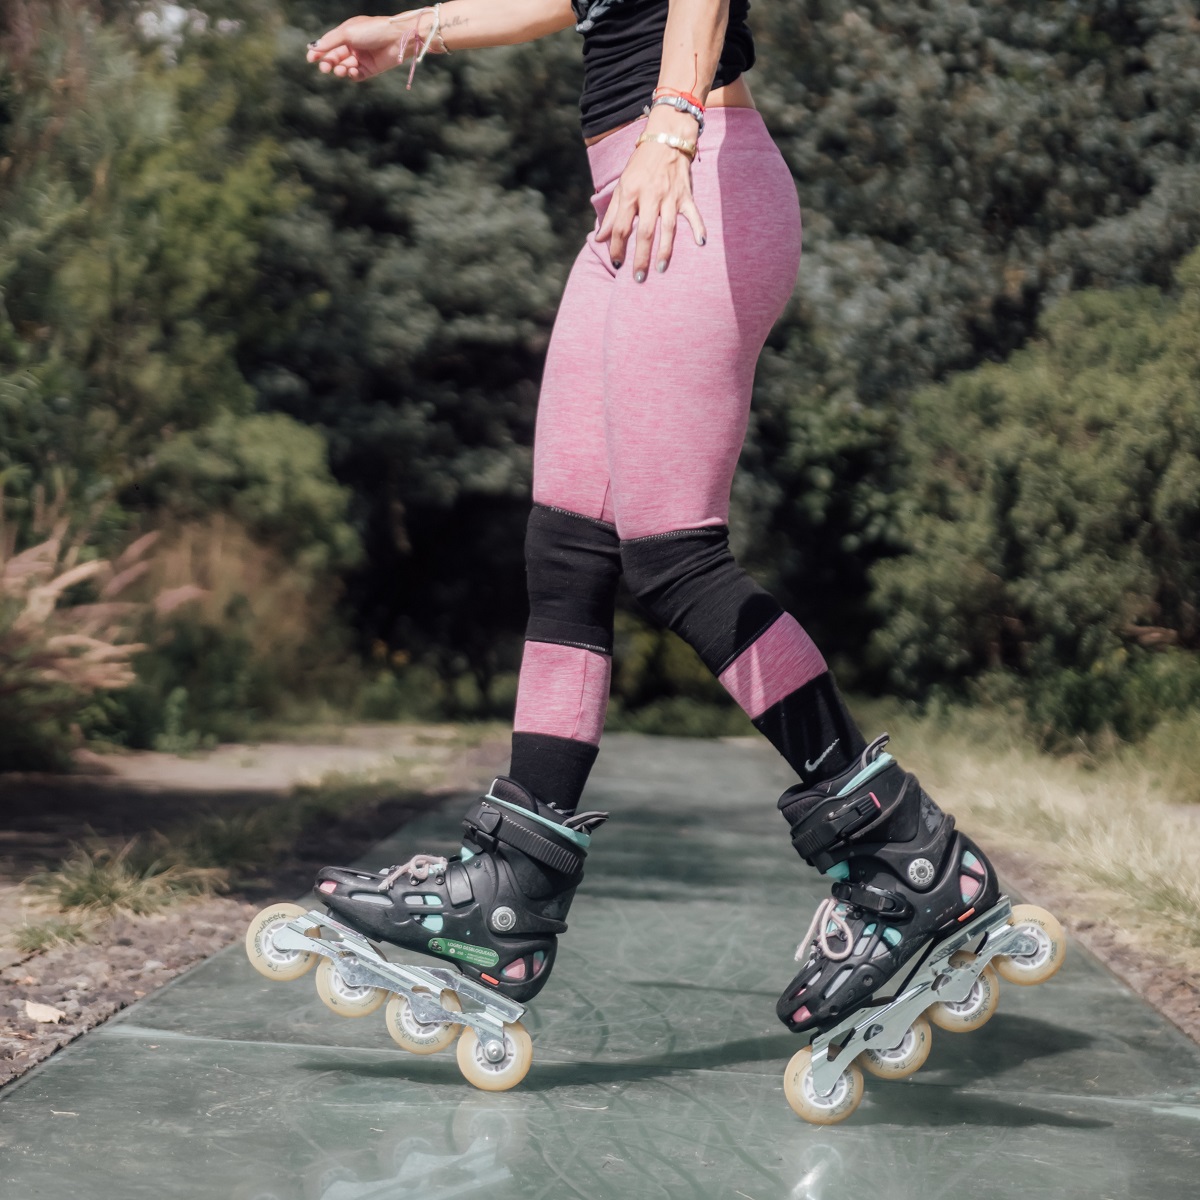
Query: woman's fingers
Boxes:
[
  {"xmin": 597, "ymin": 194, "xmax": 634, "ymax": 269},
  {"xmin": 655, "ymin": 203, "xmax": 678, "ymax": 274},
  {"xmin": 680, "ymin": 194, "xmax": 708, "ymax": 248},
  {"xmin": 309, "ymin": 43, "xmax": 351, "ymax": 68}
]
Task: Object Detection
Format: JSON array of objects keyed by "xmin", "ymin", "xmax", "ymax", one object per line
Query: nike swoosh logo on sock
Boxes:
[{"xmin": 804, "ymin": 739, "xmax": 840, "ymax": 776}]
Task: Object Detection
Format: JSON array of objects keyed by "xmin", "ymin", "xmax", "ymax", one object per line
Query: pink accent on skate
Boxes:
[
  {"xmin": 513, "ymin": 642, "xmax": 610, "ymax": 746},
  {"xmin": 791, "ymin": 1005, "xmax": 812, "ymax": 1026},
  {"xmin": 318, "ymin": 880, "xmax": 337, "ymax": 894},
  {"xmin": 532, "ymin": 109, "xmax": 803, "ymax": 539},
  {"xmin": 502, "ymin": 959, "xmax": 527, "ymax": 981},
  {"xmin": 959, "ymin": 874, "xmax": 981, "ymax": 901},
  {"xmin": 716, "ymin": 613, "xmax": 827, "ymax": 719}
]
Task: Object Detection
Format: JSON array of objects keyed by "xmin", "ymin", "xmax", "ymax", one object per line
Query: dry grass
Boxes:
[
  {"xmin": 857, "ymin": 699, "xmax": 1200, "ymax": 975},
  {"xmin": 0, "ymin": 490, "xmax": 155, "ymax": 695},
  {"xmin": 28, "ymin": 841, "xmax": 226, "ymax": 917}
]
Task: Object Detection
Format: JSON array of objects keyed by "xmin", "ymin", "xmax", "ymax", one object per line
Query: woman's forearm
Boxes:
[
  {"xmin": 403, "ymin": 0, "xmax": 576, "ymax": 51},
  {"xmin": 657, "ymin": 0, "xmax": 729, "ymax": 103}
]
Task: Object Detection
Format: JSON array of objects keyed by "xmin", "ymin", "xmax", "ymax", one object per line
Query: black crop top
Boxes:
[{"xmin": 573, "ymin": 0, "xmax": 755, "ymax": 139}]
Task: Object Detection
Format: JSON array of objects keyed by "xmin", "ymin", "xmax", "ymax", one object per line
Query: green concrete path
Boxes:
[{"xmin": 2, "ymin": 735, "xmax": 1198, "ymax": 1199}]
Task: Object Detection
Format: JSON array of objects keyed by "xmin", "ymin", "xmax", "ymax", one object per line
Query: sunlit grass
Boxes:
[
  {"xmin": 16, "ymin": 918, "xmax": 90, "ymax": 954},
  {"xmin": 855, "ymin": 698, "xmax": 1200, "ymax": 968},
  {"xmin": 30, "ymin": 841, "xmax": 226, "ymax": 916}
]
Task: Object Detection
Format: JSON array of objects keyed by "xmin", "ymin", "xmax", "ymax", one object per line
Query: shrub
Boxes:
[{"xmin": 871, "ymin": 247, "xmax": 1200, "ymax": 737}]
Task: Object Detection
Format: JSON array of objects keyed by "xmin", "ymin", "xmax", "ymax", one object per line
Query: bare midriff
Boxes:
[{"xmin": 582, "ymin": 75, "xmax": 755, "ymax": 146}]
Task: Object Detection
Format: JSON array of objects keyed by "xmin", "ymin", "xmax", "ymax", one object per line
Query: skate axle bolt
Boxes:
[{"xmin": 491, "ymin": 906, "xmax": 517, "ymax": 932}]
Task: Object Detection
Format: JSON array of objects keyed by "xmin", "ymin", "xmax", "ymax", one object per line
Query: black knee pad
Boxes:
[
  {"xmin": 525, "ymin": 504, "xmax": 622, "ymax": 654},
  {"xmin": 620, "ymin": 526, "xmax": 782, "ymax": 674}
]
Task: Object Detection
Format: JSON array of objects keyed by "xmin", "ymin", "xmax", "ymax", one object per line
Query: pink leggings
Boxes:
[{"xmin": 514, "ymin": 109, "xmax": 827, "ymax": 759}]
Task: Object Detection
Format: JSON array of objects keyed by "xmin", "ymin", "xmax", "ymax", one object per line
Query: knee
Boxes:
[
  {"xmin": 524, "ymin": 504, "xmax": 621, "ymax": 654},
  {"xmin": 620, "ymin": 526, "xmax": 782, "ymax": 674}
]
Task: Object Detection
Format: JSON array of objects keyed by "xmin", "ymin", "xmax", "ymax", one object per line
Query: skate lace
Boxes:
[
  {"xmin": 795, "ymin": 897, "xmax": 854, "ymax": 965},
  {"xmin": 377, "ymin": 854, "xmax": 449, "ymax": 892}
]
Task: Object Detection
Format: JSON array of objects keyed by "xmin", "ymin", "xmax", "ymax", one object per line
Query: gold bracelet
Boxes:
[{"xmin": 635, "ymin": 132, "xmax": 698, "ymax": 162}]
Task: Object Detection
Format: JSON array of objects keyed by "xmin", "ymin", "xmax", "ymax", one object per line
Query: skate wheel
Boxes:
[
  {"xmin": 385, "ymin": 989, "xmax": 462, "ymax": 1054},
  {"xmin": 783, "ymin": 1045, "xmax": 864, "ymax": 1125},
  {"xmin": 994, "ymin": 904, "xmax": 1066, "ymax": 986},
  {"xmin": 245, "ymin": 903, "xmax": 317, "ymax": 982},
  {"xmin": 455, "ymin": 1021, "xmax": 533, "ymax": 1092},
  {"xmin": 859, "ymin": 1014, "xmax": 933, "ymax": 1080},
  {"xmin": 929, "ymin": 951, "xmax": 1000, "ymax": 1032},
  {"xmin": 314, "ymin": 955, "xmax": 388, "ymax": 1018}
]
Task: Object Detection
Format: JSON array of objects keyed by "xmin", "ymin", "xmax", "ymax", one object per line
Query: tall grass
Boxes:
[
  {"xmin": 858, "ymin": 699, "xmax": 1200, "ymax": 970},
  {"xmin": 0, "ymin": 491, "xmax": 161, "ymax": 768}
]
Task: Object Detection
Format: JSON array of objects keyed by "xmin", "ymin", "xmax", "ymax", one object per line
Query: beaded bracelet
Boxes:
[
  {"xmin": 644, "ymin": 94, "xmax": 705, "ymax": 135},
  {"xmin": 635, "ymin": 131, "xmax": 698, "ymax": 162}
]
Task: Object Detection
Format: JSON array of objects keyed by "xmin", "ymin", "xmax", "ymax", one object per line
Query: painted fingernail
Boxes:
[
  {"xmin": 699, "ymin": 236, "xmax": 707, "ymax": 246},
  {"xmin": 612, "ymin": 259, "xmax": 623, "ymax": 269},
  {"xmin": 656, "ymin": 260, "xmax": 667, "ymax": 274},
  {"xmin": 308, "ymin": 41, "xmax": 318, "ymax": 48},
  {"xmin": 635, "ymin": 270, "xmax": 646, "ymax": 283}
]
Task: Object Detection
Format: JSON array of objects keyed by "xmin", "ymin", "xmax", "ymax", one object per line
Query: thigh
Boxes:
[
  {"xmin": 533, "ymin": 243, "xmax": 616, "ymax": 523},
  {"xmin": 603, "ymin": 123, "xmax": 802, "ymax": 539}
]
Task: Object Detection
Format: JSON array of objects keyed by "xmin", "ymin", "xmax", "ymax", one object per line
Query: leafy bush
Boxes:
[{"xmin": 871, "ymin": 248, "xmax": 1200, "ymax": 738}]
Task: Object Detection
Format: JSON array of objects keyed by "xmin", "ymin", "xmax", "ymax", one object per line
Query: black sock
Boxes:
[
  {"xmin": 752, "ymin": 672, "xmax": 867, "ymax": 786},
  {"xmin": 508, "ymin": 731, "xmax": 599, "ymax": 816}
]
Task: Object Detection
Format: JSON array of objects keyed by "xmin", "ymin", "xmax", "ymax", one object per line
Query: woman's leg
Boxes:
[
  {"xmin": 509, "ymin": 241, "xmax": 621, "ymax": 813},
  {"xmin": 601, "ymin": 110, "xmax": 866, "ymax": 785}
]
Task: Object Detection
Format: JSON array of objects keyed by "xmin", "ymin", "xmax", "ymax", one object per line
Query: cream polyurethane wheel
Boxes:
[
  {"xmin": 385, "ymin": 990, "xmax": 463, "ymax": 1054},
  {"xmin": 928, "ymin": 951, "xmax": 1001, "ymax": 1032},
  {"xmin": 783, "ymin": 1045, "xmax": 865, "ymax": 1125},
  {"xmin": 314, "ymin": 955, "xmax": 388, "ymax": 1018},
  {"xmin": 994, "ymin": 904, "xmax": 1066, "ymax": 986},
  {"xmin": 859, "ymin": 1014, "xmax": 933, "ymax": 1080},
  {"xmin": 455, "ymin": 1021, "xmax": 534, "ymax": 1092},
  {"xmin": 245, "ymin": 903, "xmax": 317, "ymax": 982}
]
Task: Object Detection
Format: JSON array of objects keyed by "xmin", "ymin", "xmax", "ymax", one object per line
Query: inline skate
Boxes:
[
  {"xmin": 776, "ymin": 735, "xmax": 1066, "ymax": 1124},
  {"xmin": 245, "ymin": 776, "xmax": 606, "ymax": 1091}
]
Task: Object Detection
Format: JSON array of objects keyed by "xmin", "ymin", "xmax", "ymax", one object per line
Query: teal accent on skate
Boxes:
[
  {"xmin": 424, "ymin": 895, "xmax": 442, "ymax": 906},
  {"xmin": 2, "ymin": 732, "xmax": 1198, "ymax": 1200},
  {"xmin": 460, "ymin": 847, "xmax": 475, "ymax": 861},
  {"xmin": 883, "ymin": 926, "xmax": 903, "ymax": 947},
  {"xmin": 485, "ymin": 792, "xmax": 592, "ymax": 849},
  {"xmin": 963, "ymin": 850, "xmax": 980, "ymax": 869},
  {"xmin": 835, "ymin": 752, "xmax": 895, "ymax": 797},
  {"xmin": 824, "ymin": 861, "xmax": 851, "ymax": 880},
  {"xmin": 420, "ymin": 915, "xmax": 444, "ymax": 932}
]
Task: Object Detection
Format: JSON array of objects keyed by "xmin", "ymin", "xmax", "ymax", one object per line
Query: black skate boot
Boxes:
[
  {"xmin": 314, "ymin": 776, "xmax": 607, "ymax": 1004},
  {"xmin": 772, "ymin": 735, "xmax": 1067, "ymax": 1124},
  {"xmin": 245, "ymin": 776, "xmax": 607, "ymax": 1091},
  {"xmin": 775, "ymin": 735, "xmax": 999, "ymax": 1034}
]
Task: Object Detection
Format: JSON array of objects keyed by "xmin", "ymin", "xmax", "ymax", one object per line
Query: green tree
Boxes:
[{"xmin": 871, "ymin": 247, "xmax": 1200, "ymax": 737}]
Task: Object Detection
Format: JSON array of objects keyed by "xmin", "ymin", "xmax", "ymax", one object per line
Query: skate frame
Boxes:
[
  {"xmin": 272, "ymin": 910, "xmax": 526, "ymax": 1061},
  {"xmin": 808, "ymin": 897, "xmax": 1039, "ymax": 1096}
]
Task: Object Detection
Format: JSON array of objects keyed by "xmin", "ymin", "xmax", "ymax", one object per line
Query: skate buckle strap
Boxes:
[
  {"xmin": 831, "ymin": 879, "xmax": 913, "ymax": 919},
  {"xmin": 790, "ymin": 791, "xmax": 883, "ymax": 861},
  {"xmin": 462, "ymin": 800, "xmax": 585, "ymax": 876}
]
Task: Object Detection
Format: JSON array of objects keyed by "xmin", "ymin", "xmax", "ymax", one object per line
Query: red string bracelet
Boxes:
[{"xmin": 653, "ymin": 86, "xmax": 706, "ymax": 112}]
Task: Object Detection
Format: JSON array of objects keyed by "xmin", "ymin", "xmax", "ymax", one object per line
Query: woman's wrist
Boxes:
[
  {"xmin": 389, "ymin": 7, "xmax": 450, "ymax": 56},
  {"xmin": 644, "ymin": 104, "xmax": 701, "ymax": 141}
]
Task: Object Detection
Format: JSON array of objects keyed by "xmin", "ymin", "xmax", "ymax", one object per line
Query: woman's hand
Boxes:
[
  {"xmin": 306, "ymin": 15, "xmax": 415, "ymax": 82},
  {"xmin": 595, "ymin": 113, "xmax": 708, "ymax": 279}
]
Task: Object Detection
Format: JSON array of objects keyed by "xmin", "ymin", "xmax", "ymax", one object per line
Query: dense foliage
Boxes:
[
  {"xmin": 4, "ymin": 0, "xmax": 1200, "ymax": 762},
  {"xmin": 873, "ymin": 248, "xmax": 1200, "ymax": 739}
]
